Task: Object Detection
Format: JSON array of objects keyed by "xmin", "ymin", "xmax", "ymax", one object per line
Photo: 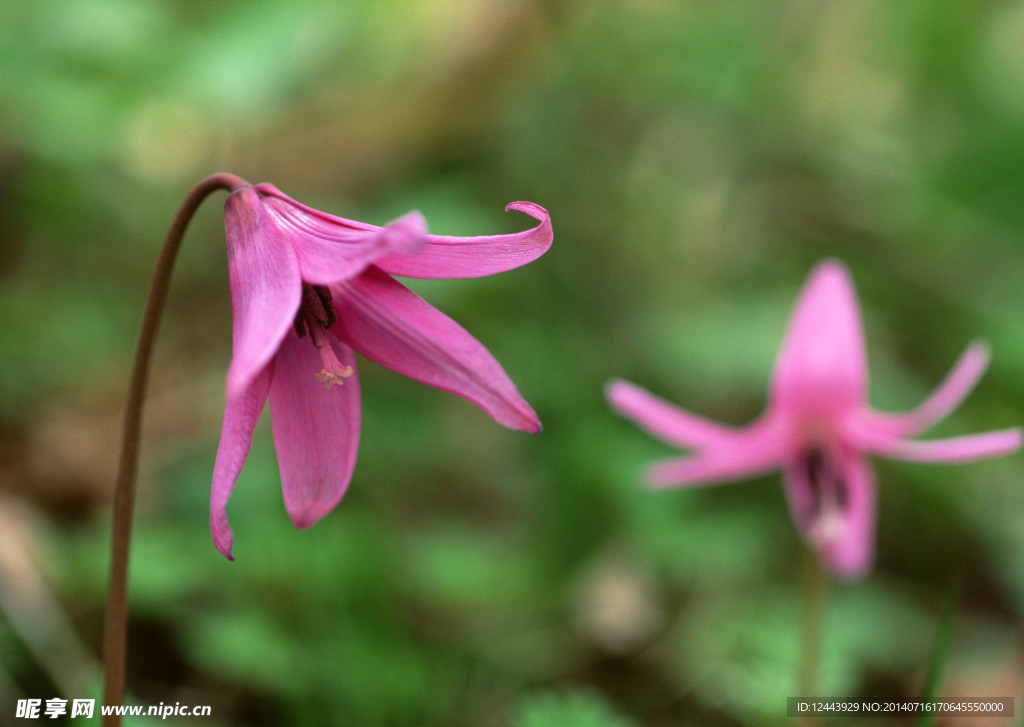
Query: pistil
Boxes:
[
  {"xmin": 294, "ymin": 284, "xmax": 353, "ymax": 388},
  {"xmin": 801, "ymin": 443, "xmax": 848, "ymax": 543}
]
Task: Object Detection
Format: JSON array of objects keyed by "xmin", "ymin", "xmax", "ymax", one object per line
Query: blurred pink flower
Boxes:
[
  {"xmin": 213, "ymin": 183, "xmax": 551, "ymax": 558},
  {"xmin": 607, "ymin": 260, "xmax": 1021, "ymax": 578}
]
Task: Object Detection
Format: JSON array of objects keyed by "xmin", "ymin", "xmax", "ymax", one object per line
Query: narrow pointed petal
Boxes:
[
  {"xmin": 224, "ymin": 188, "xmax": 303, "ymax": 399},
  {"xmin": 374, "ymin": 202, "xmax": 552, "ymax": 279},
  {"xmin": 863, "ymin": 342, "xmax": 991, "ymax": 437},
  {"xmin": 268, "ymin": 330, "xmax": 361, "ymax": 530},
  {"xmin": 782, "ymin": 446, "xmax": 875, "ymax": 579},
  {"xmin": 854, "ymin": 426, "xmax": 1023, "ymax": 463},
  {"xmin": 211, "ymin": 364, "xmax": 274, "ymax": 560},
  {"xmin": 257, "ymin": 183, "xmax": 427, "ymax": 284},
  {"xmin": 770, "ymin": 260, "xmax": 868, "ymax": 417},
  {"xmin": 332, "ymin": 266, "xmax": 540, "ymax": 432},
  {"xmin": 606, "ymin": 379, "xmax": 741, "ymax": 449},
  {"xmin": 647, "ymin": 421, "xmax": 786, "ymax": 487}
]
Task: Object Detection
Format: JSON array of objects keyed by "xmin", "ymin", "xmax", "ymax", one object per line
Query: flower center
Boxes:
[
  {"xmin": 799, "ymin": 444, "xmax": 849, "ymax": 544},
  {"xmin": 802, "ymin": 445, "xmax": 848, "ymax": 513},
  {"xmin": 293, "ymin": 284, "xmax": 353, "ymax": 388}
]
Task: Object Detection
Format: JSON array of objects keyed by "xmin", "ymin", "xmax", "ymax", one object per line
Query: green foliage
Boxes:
[
  {"xmin": 516, "ymin": 690, "xmax": 639, "ymax": 727},
  {"xmin": 916, "ymin": 588, "xmax": 959, "ymax": 727},
  {"xmin": 3, "ymin": 0, "xmax": 1024, "ymax": 725}
]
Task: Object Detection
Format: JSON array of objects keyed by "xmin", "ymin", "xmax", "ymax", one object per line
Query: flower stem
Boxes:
[
  {"xmin": 916, "ymin": 584, "xmax": 960, "ymax": 727},
  {"xmin": 103, "ymin": 173, "xmax": 249, "ymax": 726},
  {"xmin": 799, "ymin": 546, "xmax": 826, "ymax": 720}
]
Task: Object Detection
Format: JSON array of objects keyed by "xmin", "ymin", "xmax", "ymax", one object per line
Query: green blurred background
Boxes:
[{"xmin": 2, "ymin": 1, "xmax": 1023, "ymax": 725}]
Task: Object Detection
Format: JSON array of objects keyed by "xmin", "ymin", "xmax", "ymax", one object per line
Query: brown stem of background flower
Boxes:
[
  {"xmin": 103, "ymin": 173, "xmax": 249, "ymax": 726},
  {"xmin": 798, "ymin": 546, "xmax": 826, "ymax": 727}
]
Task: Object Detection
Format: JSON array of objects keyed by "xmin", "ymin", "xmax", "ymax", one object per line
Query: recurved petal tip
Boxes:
[
  {"xmin": 604, "ymin": 378, "xmax": 633, "ymax": 409},
  {"xmin": 210, "ymin": 367, "xmax": 271, "ymax": 561},
  {"xmin": 965, "ymin": 338, "xmax": 992, "ymax": 362},
  {"xmin": 211, "ymin": 517, "xmax": 236, "ymax": 561},
  {"xmin": 211, "ymin": 511, "xmax": 237, "ymax": 560},
  {"xmin": 373, "ymin": 200, "xmax": 552, "ymax": 279},
  {"xmin": 504, "ymin": 201, "xmax": 552, "ymax": 257},
  {"xmin": 864, "ymin": 340, "xmax": 995, "ymax": 439},
  {"xmin": 505, "ymin": 201, "xmax": 549, "ymax": 220}
]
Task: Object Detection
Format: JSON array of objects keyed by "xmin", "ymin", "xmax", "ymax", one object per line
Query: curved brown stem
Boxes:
[
  {"xmin": 103, "ymin": 173, "xmax": 249, "ymax": 725},
  {"xmin": 799, "ymin": 546, "xmax": 826, "ymax": 726}
]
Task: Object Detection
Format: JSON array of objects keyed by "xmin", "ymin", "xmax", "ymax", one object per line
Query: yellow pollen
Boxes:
[
  {"xmin": 300, "ymin": 316, "xmax": 353, "ymax": 389},
  {"xmin": 316, "ymin": 365, "xmax": 354, "ymax": 389}
]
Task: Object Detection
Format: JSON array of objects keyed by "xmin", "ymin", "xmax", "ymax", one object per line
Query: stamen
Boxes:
[
  {"xmin": 302, "ymin": 284, "xmax": 336, "ymax": 329},
  {"xmin": 309, "ymin": 323, "xmax": 352, "ymax": 388},
  {"xmin": 295, "ymin": 283, "xmax": 352, "ymax": 388},
  {"xmin": 799, "ymin": 444, "xmax": 849, "ymax": 547},
  {"xmin": 802, "ymin": 445, "xmax": 848, "ymax": 512},
  {"xmin": 315, "ymin": 367, "xmax": 353, "ymax": 389}
]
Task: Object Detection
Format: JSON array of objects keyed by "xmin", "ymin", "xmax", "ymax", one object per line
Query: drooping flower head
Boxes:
[
  {"xmin": 214, "ymin": 182, "xmax": 552, "ymax": 559},
  {"xmin": 607, "ymin": 260, "xmax": 1021, "ymax": 578}
]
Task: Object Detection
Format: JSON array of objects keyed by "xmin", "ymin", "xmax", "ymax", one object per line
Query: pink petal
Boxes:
[
  {"xmin": 862, "ymin": 342, "xmax": 991, "ymax": 437},
  {"xmin": 268, "ymin": 329, "xmax": 361, "ymax": 530},
  {"xmin": 210, "ymin": 363, "xmax": 274, "ymax": 560},
  {"xmin": 253, "ymin": 183, "xmax": 378, "ymax": 231},
  {"xmin": 258, "ymin": 329, "xmax": 362, "ymax": 528},
  {"xmin": 224, "ymin": 187, "xmax": 303, "ymax": 399},
  {"xmin": 646, "ymin": 421, "xmax": 785, "ymax": 487},
  {"xmin": 605, "ymin": 379, "xmax": 740, "ymax": 449},
  {"xmin": 770, "ymin": 260, "xmax": 868, "ymax": 419},
  {"xmin": 256, "ymin": 183, "xmax": 426, "ymax": 285},
  {"xmin": 854, "ymin": 426, "xmax": 1023, "ymax": 463},
  {"xmin": 374, "ymin": 202, "xmax": 552, "ymax": 279},
  {"xmin": 331, "ymin": 266, "xmax": 541, "ymax": 433},
  {"xmin": 782, "ymin": 446, "xmax": 875, "ymax": 579}
]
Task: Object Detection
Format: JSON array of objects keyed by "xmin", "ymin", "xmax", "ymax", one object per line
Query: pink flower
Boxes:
[
  {"xmin": 213, "ymin": 183, "xmax": 551, "ymax": 559},
  {"xmin": 607, "ymin": 260, "xmax": 1021, "ymax": 579}
]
